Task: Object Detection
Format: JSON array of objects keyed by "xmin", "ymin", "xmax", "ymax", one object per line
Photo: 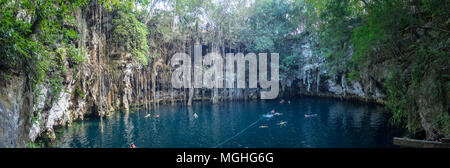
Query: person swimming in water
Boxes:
[
  {"xmin": 130, "ymin": 143, "xmax": 136, "ymax": 148},
  {"xmin": 145, "ymin": 114, "xmax": 151, "ymax": 118},
  {"xmin": 280, "ymin": 99, "xmax": 285, "ymax": 104},
  {"xmin": 193, "ymin": 113, "xmax": 198, "ymax": 119},
  {"xmin": 278, "ymin": 121, "xmax": 287, "ymax": 126},
  {"xmin": 304, "ymin": 114, "xmax": 318, "ymax": 118},
  {"xmin": 263, "ymin": 114, "xmax": 274, "ymax": 118},
  {"xmin": 259, "ymin": 125, "xmax": 268, "ymax": 128},
  {"xmin": 274, "ymin": 112, "xmax": 282, "ymax": 116}
]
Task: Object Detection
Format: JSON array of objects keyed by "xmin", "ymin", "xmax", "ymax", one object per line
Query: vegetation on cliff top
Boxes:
[
  {"xmin": 0, "ymin": 0, "xmax": 90, "ymax": 125},
  {"xmin": 112, "ymin": 10, "xmax": 150, "ymax": 65}
]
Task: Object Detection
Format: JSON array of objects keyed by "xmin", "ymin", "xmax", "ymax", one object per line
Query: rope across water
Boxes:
[
  {"xmin": 212, "ymin": 101, "xmax": 284, "ymax": 148},
  {"xmin": 212, "ymin": 116, "xmax": 264, "ymax": 148}
]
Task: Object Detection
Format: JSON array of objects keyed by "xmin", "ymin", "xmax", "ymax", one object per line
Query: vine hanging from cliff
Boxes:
[
  {"xmin": 111, "ymin": 10, "xmax": 150, "ymax": 66},
  {"xmin": 305, "ymin": 0, "xmax": 449, "ymax": 135}
]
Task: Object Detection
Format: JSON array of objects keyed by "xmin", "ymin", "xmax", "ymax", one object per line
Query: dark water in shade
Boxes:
[{"xmin": 53, "ymin": 98, "xmax": 402, "ymax": 148}]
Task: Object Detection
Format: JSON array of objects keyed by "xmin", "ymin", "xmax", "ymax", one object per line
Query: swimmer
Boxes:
[
  {"xmin": 145, "ymin": 114, "xmax": 151, "ymax": 118},
  {"xmin": 259, "ymin": 125, "xmax": 268, "ymax": 128},
  {"xmin": 155, "ymin": 114, "xmax": 160, "ymax": 118},
  {"xmin": 263, "ymin": 114, "xmax": 274, "ymax": 118},
  {"xmin": 288, "ymin": 100, "xmax": 291, "ymax": 104},
  {"xmin": 278, "ymin": 121, "xmax": 288, "ymax": 126},
  {"xmin": 130, "ymin": 143, "xmax": 136, "ymax": 148},
  {"xmin": 193, "ymin": 113, "xmax": 198, "ymax": 119},
  {"xmin": 274, "ymin": 112, "xmax": 282, "ymax": 116},
  {"xmin": 271, "ymin": 110, "xmax": 275, "ymax": 114},
  {"xmin": 304, "ymin": 114, "xmax": 318, "ymax": 118},
  {"xmin": 280, "ymin": 99, "xmax": 285, "ymax": 104}
]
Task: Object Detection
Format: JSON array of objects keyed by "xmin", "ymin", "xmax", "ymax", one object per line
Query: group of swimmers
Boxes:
[
  {"xmin": 259, "ymin": 99, "xmax": 318, "ymax": 129},
  {"xmin": 259, "ymin": 99, "xmax": 289, "ymax": 128},
  {"xmin": 131, "ymin": 99, "xmax": 317, "ymax": 148}
]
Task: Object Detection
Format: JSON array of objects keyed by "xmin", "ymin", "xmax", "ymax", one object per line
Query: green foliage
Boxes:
[
  {"xmin": 55, "ymin": 48, "xmax": 67, "ymax": 64},
  {"xmin": 112, "ymin": 11, "xmax": 150, "ymax": 65},
  {"xmin": 145, "ymin": 10, "xmax": 178, "ymax": 60},
  {"xmin": 27, "ymin": 141, "xmax": 45, "ymax": 148},
  {"xmin": 0, "ymin": 0, "xmax": 90, "ymax": 126},
  {"xmin": 30, "ymin": 109, "xmax": 42, "ymax": 126},
  {"xmin": 68, "ymin": 46, "xmax": 86, "ymax": 65},
  {"xmin": 100, "ymin": 0, "xmax": 141, "ymax": 12},
  {"xmin": 358, "ymin": 0, "xmax": 448, "ymax": 133},
  {"xmin": 314, "ymin": 0, "xmax": 359, "ymax": 76},
  {"xmin": 75, "ymin": 81, "xmax": 86, "ymax": 99},
  {"xmin": 383, "ymin": 70, "xmax": 420, "ymax": 132},
  {"xmin": 239, "ymin": 0, "xmax": 309, "ymax": 78},
  {"xmin": 242, "ymin": 0, "xmax": 297, "ymax": 53},
  {"xmin": 434, "ymin": 111, "xmax": 450, "ymax": 136},
  {"xmin": 0, "ymin": 0, "xmax": 86, "ymax": 86},
  {"xmin": 309, "ymin": 0, "xmax": 449, "ymax": 134},
  {"xmin": 346, "ymin": 70, "xmax": 359, "ymax": 82}
]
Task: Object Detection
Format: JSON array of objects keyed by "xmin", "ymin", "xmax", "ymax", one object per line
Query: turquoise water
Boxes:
[{"xmin": 53, "ymin": 98, "xmax": 401, "ymax": 148}]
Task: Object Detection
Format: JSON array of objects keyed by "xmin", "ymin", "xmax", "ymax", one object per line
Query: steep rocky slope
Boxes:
[{"xmin": 0, "ymin": 2, "xmax": 173, "ymax": 147}]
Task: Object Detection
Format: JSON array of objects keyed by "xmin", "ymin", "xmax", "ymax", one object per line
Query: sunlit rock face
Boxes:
[
  {"xmin": 0, "ymin": 1, "xmax": 156, "ymax": 147},
  {"xmin": 8, "ymin": 1, "xmax": 185, "ymax": 146},
  {"xmin": 279, "ymin": 35, "xmax": 386, "ymax": 104},
  {"xmin": 0, "ymin": 75, "xmax": 33, "ymax": 147},
  {"xmin": 28, "ymin": 2, "xmax": 141, "ymax": 142},
  {"xmin": 327, "ymin": 80, "xmax": 344, "ymax": 95}
]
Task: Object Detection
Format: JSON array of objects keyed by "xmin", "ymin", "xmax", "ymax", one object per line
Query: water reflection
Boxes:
[{"xmin": 54, "ymin": 98, "xmax": 400, "ymax": 148}]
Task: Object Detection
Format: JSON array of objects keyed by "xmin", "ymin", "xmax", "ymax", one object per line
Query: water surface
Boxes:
[{"xmin": 54, "ymin": 98, "xmax": 401, "ymax": 148}]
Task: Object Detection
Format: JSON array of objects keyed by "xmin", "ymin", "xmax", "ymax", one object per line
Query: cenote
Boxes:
[{"xmin": 52, "ymin": 98, "xmax": 402, "ymax": 148}]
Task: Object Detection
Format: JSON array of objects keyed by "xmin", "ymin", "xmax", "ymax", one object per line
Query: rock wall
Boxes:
[
  {"xmin": 0, "ymin": 75, "xmax": 33, "ymax": 147},
  {"xmin": 0, "ymin": 1, "xmax": 179, "ymax": 147},
  {"xmin": 279, "ymin": 37, "xmax": 447, "ymax": 138},
  {"xmin": 279, "ymin": 40, "xmax": 386, "ymax": 104}
]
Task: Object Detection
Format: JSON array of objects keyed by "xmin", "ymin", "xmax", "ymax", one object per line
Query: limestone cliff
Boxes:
[
  {"xmin": 279, "ymin": 40, "xmax": 387, "ymax": 103},
  {"xmin": 278, "ymin": 36, "xmax": 447, "ymax": 138},
  {"xmin": 0, "ymin": 1, "xmax": 176, "ymax": 147}
]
